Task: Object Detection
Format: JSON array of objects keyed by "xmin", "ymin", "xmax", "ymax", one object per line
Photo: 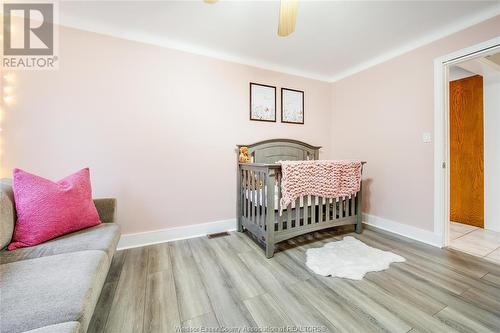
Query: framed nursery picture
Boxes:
[
  {"xmin": 281, "ymin": 88, "xmax": 304, "ymax": 124},
  {"xmin": 249, "ymin": 83, "xmax": 276, "ymax": 122}
]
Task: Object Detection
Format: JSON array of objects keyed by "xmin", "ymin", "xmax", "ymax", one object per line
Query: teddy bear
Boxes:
[{"xmin": 239, "ymin": 146, "xmax": 250, "ymax": 163}]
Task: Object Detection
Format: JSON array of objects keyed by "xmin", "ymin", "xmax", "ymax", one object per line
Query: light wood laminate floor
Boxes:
[{"xmin": 88, "ymin": 226, "xmax": 500, "ymax": 333}]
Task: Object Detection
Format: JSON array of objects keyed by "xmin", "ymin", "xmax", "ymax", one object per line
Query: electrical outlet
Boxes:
[{"xmin": 422, "ymin": 132, "xmax": 432, "ymax": 143}]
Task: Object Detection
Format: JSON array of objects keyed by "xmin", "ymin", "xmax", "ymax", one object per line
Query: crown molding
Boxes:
[
  {"xmin": 58, "ymin": 12, "xmax": 331, "ymax": 82},
  {"xmin": 59, "ymin": 5, "xmax": 500, "ymax": 84},
  {"xmin": 328, "ymin": 5, "xmax": 500, "ymax": 82}
]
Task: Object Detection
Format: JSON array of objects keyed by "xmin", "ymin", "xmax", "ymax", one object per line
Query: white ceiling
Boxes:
[
  {"xmin": 487, "ymin": 52, "xmax": 500, "ymax": 66},
  {"xmin": 449, "ymin": 66, "xmax": 475, "ymax": 81},
  {"xmin": 455, "ymin": 54, "xmax": 500, "ymax": 79},
  {"xmin": 59, "ymin": 1, "xmax": 500, "ymax": 82}
]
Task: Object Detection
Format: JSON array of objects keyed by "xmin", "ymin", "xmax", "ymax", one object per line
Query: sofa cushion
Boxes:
[
  {"xmin": 0, "ymin": 179, "xmax": 15, "ymax": 249},
  {"xmin": 0, "ymin": 250, "xmax": 109, "ymax": 333},
  {"xmin": 0, "ymin": 223, "xmax": 120, "ymax": 265},
  {"xmin": 21, "ymin": 322, "xmax": 81, "ymax": 333}
]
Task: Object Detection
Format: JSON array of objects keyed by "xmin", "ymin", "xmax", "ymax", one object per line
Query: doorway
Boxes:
[{"xmin": 446, "ymin": 51, "xmax": 500, "ymax": 262}]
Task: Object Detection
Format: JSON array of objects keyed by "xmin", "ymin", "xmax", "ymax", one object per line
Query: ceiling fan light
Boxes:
[{"xmin": 278, "ymin": 0, "xmax": 297, "ymax": 37}]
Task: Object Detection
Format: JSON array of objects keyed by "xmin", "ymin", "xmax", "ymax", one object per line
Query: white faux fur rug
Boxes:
[{"xmin": 305, "ymin": 236, "xmax": 405, "ymax": 280}]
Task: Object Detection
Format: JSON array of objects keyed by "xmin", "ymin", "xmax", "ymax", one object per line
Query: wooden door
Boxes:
[{"xmin": 450, "ymin": 75, "xmax": 484, "ymax": 227}]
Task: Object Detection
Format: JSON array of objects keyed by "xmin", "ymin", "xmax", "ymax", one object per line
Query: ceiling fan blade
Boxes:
[{"xmin": 278, "ymin": 0, "xmax": 297, "ymax": 37}]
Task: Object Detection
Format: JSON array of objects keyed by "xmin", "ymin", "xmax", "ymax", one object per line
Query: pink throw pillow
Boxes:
[{"xmin": 8, "ymin": 168, "xmax": 101, "ymax": 250}]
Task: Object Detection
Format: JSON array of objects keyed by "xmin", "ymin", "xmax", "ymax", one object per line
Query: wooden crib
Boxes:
[{"xmin": 237, "ymin": 139, "xmax": 364, "ymax": 258}]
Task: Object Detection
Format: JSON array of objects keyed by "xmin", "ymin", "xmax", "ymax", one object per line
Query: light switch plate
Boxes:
[{"xmin": 422, "ymin": 132, "xmax": 432, "ymax": 143}]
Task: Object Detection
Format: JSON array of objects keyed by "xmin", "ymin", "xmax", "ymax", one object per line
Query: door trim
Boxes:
[{"xmin": 434, "ymin": 36, "xmax": 500, "ymax": 247}]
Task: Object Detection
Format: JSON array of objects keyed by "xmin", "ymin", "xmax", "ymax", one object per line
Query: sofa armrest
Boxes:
[{"xmin": 93, "ymin": 198, "xmax": 117, "ymax": 223}]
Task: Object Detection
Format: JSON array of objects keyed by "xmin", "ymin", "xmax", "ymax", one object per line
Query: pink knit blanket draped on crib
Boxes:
[{"xmin": 277, "ymin": 160, "xmax": 362, "ymax": 215}]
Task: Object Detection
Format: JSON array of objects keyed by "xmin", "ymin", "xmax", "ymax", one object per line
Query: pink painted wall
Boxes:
[
  {"xmin": 1, "ymin": 27, "xmax": 332, "ymax": 234},
  {"xmin": 3, "ymin": 16, "xmax": 499, "ymax": 236},
  {"xmin": 331, "ymin": 15, "xmax": 500, "ymax": 231}
]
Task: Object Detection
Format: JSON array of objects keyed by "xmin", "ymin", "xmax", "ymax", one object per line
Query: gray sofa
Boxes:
[{"xmin": 0, "ymin": 180, "xmax": 121, "ymax": 333}]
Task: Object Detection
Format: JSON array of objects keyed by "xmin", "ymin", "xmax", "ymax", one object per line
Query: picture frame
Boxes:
[
  {"xmin": 281, "ymin": 88, "xmax": 304, "ymax": 124},
  {"xmin": 249, "ymin": 82, "xmax": 276, "ymax": 122}
]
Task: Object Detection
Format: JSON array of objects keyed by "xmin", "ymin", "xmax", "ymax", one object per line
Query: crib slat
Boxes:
[
  {"xmin": 253, "ymin": 173, "xmax": 256, "ymax": 220},
  {"xmin": 256, "ymin": 172, "xmax": 265, "ymax": 226},
  {"xmin": 245, "ymin": 171, "xmax": 249, "ymax": 219},
  {"xmin": 251, "ymin": 172, "xmax": 255, "ymax": 221},
  {"xmin": 248, "ymin": 171, "xmax": 251, "ymax": 220},
  {"xmin": 256, "ymin": 173, "xmax": 259, "ymax": 222},
  {"xmin": 260, "ymin": 172, "xmax": 263, "ymax": 226},
  {"xmin": 248, "ymin": 171, "xmax": 255, "ymax": 222},
  {"xmin": 304, "ymin": 195, "xmax": 309, "ymax": 224},
  {"xmin": 330, "ymin": 198, "xmax": 333, "ymax": 221},
  {"xmin": 278, "ymin": 206, "xmax": 283, "ymax": 231},
  {"xmin": 318, "ymin": 197, "xmax": 323, "ymax": 223},
  {"xmin": 331, "ymin": 198, "xmax": 335, "ymax": 220},
  {"xmin": 254, "ymin": 171, "xmax": 260, "ymax": 226},
  {"xmin": 332, "ymin": 198, "xmax": 337, "ymax": 220},
  {"xmin": 295, "ymin": 197, "xmax": 300, "ymax": 227},
  {"xmin": 258, "ymin": 174, "xmax": 262, "ymax": 225},
  {"xmin": 336, "ymin": 197, "xmax": 341, "ymax": 218},
  {"xmin": 240, "ymin": 170, "xmax": 247, "ymax": 216},
  {"xmin": 311, "ymin": 196, "xmax": 316, "ymax": 223},
  {"xmin": 277, "ymin": 173, "xmax": 283, "ymax": 232},
  {"xmin": 287, "ymin": 203, "xmax": 292, "ymax": 230},
  {"xmin": 241, "ymin": 170, "xmax": 244, "ymax": 218},
  {"xmin": 338, "ymin": 197, "xmax": 343, "ymax": 218},
  {"xmin": 263, "ymin": 171, "xmax": 267, "ymax": 228},
  {"xmin": 319, "ymin": 197, "xmax": 323, "ymax": 222},
  {"xmin": 250, "ymin": 171, "xmax": 254, "ymax": 220},
  {"xmin": 254, "ymin": 172, "xmax": 258, "ymax": 226},
  {"xmin": 262, "ymin": 171, "xmax": 266, "ymax": 228},
  {"xmin": 325, "ymin": 198, "xmax": 330, "ymax": 223}
]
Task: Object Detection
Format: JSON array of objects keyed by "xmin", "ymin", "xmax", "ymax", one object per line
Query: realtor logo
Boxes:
[
  {"xmin": 4, "ymin": 3, "xmax": 53, "ymax": 55},
  {"xmin": 2, "ymin": 2, "xmax": 59, "ymax": 70}
]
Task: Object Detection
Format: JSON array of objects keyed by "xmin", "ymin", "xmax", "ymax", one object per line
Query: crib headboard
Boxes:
[{"xmin": 237, "ymin": 139, "xmax": 321, "ymax": 164}]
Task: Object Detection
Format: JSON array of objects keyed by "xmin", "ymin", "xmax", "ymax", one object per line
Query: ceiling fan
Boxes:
[{"xmin": 203, "ymin": 0, "xmax": 298, "ymax": 37}]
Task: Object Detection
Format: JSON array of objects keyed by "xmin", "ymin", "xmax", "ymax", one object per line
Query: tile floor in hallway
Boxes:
[{"xmin": 449, "ymin": 222, "xmax": 500, "ymax": 264}]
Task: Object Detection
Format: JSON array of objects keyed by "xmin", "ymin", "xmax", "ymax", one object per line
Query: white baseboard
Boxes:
[
  {"xmin": 117, "ymin": 218, "xmax": 237, "ymax": 250},
  {"xmin": 363, "ymin": 214, "xmax": 443, "ymax": 248},
  {"xmin": 118, "ymin": 214, "xmax": 443, "ymax": 250}
]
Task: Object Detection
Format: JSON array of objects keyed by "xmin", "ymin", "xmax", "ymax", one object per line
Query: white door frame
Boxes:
[{"xmin": 433, "ymin": 36, "xmax": 500, "ymax": 247}]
